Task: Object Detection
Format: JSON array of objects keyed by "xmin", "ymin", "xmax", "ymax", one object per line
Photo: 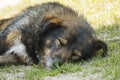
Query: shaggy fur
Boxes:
[{"xmin": 0, "ymin": 2, "xmax": 108, "ymax": 68}]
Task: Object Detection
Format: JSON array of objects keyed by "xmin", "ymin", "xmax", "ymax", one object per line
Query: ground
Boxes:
[{"xmin": 0, "ymin": 0, "xmax": 120, "ymax": 80}]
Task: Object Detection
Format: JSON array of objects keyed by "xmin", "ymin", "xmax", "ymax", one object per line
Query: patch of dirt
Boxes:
[
  {"xmin": 44, "ymin": 71, "xmax": 104, "ymax": 80},
  {"xmin": 0, "ymin": 65, "xmax": 34, "ymax": 80},
  {"xmin": 0, "ymin": 72, "xmax": 25, "ymax": 80}
]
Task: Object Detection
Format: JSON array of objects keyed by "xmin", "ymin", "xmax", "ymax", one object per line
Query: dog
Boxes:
[{"xmin": 0, "ymin": 2, "xmax": 108, "ymax": 68}]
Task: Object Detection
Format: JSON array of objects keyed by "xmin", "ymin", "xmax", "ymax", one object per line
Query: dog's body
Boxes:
[{"xmin": 0, "ymin": 2, "xmax": 107, "ymax": 68}]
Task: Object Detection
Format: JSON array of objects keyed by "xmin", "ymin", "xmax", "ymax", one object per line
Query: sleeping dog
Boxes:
[{"xmin": 0, "ymin": 2, "xmax": 107, "ymax": 68}]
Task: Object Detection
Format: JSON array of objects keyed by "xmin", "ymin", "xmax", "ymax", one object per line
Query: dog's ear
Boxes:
[
  {"xmin": 93, "ymin": 39, "xmax": 108, "ymax": 57},
  {"xmin": 41, "ymin": 16, "xmax": 62, "ymax": 33}
]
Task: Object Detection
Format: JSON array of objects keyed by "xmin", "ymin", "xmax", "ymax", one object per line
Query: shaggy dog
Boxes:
[{"xmin": 0, "ymin": 2, "xmax": 107, "ymax": 68}]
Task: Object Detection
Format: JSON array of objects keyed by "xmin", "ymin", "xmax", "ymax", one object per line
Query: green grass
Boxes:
[
  {"xmin": 0, "ymin": 0, "xmax": 120, "ymax": 80},
  {"xmin": 24, "ymin": 63, "xmax": 83, "ymax": 80}
]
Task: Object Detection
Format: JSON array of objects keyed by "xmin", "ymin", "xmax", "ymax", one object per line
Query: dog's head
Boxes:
[
  {"xmin": 38, "ymin": 16, "xmax": 68, "ymax": 68},
  {"xmin": 39, "ymin": 15, "xmax": 108, "ymax": 68}
]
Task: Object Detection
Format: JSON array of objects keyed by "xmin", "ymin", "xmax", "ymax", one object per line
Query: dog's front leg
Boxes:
[
  {"xmin": 0, "ymin": 54, "xmax": 31, "ymax": 65},
  {"xmin": 0, "ymin": 54, "xmax": 18, "ymax": 64}
]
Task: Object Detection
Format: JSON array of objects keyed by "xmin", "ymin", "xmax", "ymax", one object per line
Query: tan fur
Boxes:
[
  {"xmin": 0, "ymin": 18, "xmax": 13, "ymax": 31},
  {"xmin": 6, "ymin": 30, "xmax": 21, "ymax": 46},
  {"xmin": 0, "ymin": 55, "xmax": 18, "ymax": 64},
  {"xmin": 44, "ymin": 16, "xmax": 62, "ymax": 24},
  {"xmin": 0, "ymin": 54, "xmax": 31, "ymax": 64}
]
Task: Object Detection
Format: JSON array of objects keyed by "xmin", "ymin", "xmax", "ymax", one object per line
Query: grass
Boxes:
[{"xmin": 0, "ymin": 0, "xmax": 120, "ymax": 80}]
